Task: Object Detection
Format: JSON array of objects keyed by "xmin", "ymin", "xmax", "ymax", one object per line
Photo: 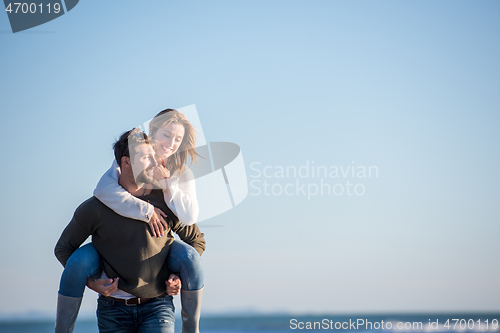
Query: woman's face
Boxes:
[{"xmin": 153, "ymin": 122, "xmax": 185, "ymax": 160}]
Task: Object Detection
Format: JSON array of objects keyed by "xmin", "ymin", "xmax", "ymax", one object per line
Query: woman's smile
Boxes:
[{"xmin": 153, "ymin": 123, "xmax": 185, "ymax": 159}]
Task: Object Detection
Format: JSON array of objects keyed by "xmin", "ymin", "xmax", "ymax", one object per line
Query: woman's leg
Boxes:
[
  {"xmin": 166, "ymin": 240, "xmax": 204, "ymax": 333},
  {"xmin": 56, "ymin": 243, "xmax": 101, "ymax": 333},
  {"xmin": 59, "ymin": 242, "xmax": 101, "ymax": 297},
  {"xmin": 166, "ymin": 240, "xmax": 204, "ymax": 291}
]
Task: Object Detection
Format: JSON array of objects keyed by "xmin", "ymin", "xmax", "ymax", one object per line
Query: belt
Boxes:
[{"xmin": 101, "ymin": 292, "xmax": 168, "ymax": 306}]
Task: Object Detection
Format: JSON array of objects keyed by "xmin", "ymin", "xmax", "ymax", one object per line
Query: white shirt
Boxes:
[
  {"xmin": 100, "ymin": 271, "xmax": 134, "ymax": 299},
  {"xmin": 93, "ymin": 160, "xmax": 199, "ymax": 225}
]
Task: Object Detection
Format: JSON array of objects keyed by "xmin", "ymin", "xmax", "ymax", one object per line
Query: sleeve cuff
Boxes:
[{"xmin": 144, "ymin": 203, "xmax": 155, "ymax": 222}]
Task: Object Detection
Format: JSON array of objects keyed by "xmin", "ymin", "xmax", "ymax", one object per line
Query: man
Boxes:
[{"xmin": 55, "ymin": 128, "xmax": 206, "ymax": 333}]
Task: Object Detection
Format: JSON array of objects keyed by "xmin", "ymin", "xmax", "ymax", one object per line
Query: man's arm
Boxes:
[
  {"xmin": 55, "ymin": 202, "xmax": 121, "ymax": 296},
  {"xmin": 171, "ymin": 222, "xmax": 206, "ymax": 256},
  {"xmin": 54, "ymin": 220, "xmax": 90, "ymax": 267},
  {"xmin": 54, "ymin": 207, "xmax": 93, "ymax": 267},
  {"xmin": 165, "ymin": 274, "xmax": 181, "ymax": 295},
  {"xmin": 86, "ymin": 277, "xmax": 119, "ymax": 296}
]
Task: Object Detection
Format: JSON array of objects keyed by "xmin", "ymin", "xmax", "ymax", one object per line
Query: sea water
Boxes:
[{"xmin": 1, "ymin": 313, "xmax": 499, "ymax": 333}]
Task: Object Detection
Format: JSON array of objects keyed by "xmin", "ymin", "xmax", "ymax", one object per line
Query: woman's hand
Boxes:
[
  {"xmin": 148, "ymin": 207, "xmax": 169, "ymax": 237},
  {"xmin": 165, "ymin": 274, "xmax": 181, "ymax": 295},
  {"xmin": 153, "ymin": 164, "xmax": 170, "ymax": 181}
]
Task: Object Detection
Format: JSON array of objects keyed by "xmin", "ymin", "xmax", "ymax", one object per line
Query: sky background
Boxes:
[{"xmin": 0, "ymin": 0, "xmax": 499, "ymax": 319}]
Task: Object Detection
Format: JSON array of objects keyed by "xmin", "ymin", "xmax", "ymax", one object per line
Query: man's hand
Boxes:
[
  {"xmin": 148, "ymin": 207, "xmax": 169, "ymax": 237},
  {"xmin": 165, "ymin": 274, "xmax": 181, "ymax": 295},
  {"xmin": 86, "ymin": 277, "xmax": 119, "ymax": 297}
]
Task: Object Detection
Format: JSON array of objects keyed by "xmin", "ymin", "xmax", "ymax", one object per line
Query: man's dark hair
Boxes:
[{"xmin": 113, "ymin": 128, "xmax": 149, "ymax": 167}]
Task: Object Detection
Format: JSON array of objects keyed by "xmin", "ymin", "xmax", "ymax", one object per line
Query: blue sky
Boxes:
[{"xmin": 0, "ymin": 0, "xmax": 499, "ymax": 317}]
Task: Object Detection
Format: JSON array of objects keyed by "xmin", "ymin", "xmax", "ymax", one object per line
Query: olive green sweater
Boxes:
[{"xmin": 55, "ymin": 190, "xmax": 206, "ymax": 298}]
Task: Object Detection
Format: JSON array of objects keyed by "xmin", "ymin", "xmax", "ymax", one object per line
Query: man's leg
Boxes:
[
  {"xmin": 97, "ymin": 297, "xmax": 137, "ymax": 333},
  {"xmin": 137, "ymin": 295, "xmax": 175, "ymax": 333}
]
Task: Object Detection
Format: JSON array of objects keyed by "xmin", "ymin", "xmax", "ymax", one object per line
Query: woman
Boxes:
[{"xmin": 55, "ymin": 109, "xmax": 204, "ymax": 333}]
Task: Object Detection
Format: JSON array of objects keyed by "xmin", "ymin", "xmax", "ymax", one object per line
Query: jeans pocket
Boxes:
[
  {"xmin": 97, "ymin": 298, "xmax": 133, "ymax": 333},
  {"xmin": 97, "ymin": 297, "xmax": 112, "ymax": 308}
]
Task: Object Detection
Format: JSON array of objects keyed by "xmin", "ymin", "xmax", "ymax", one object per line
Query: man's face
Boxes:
[{"xmin": 130, "ymin": 143, "xmax": 158, "ymax": 185}]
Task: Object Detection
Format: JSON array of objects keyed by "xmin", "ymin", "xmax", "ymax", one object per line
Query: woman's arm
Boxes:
[
  {"xmin": 158, "ymin": 167, "xmax": 199, "ymax": 225},
  {"xmin": 93, "ymin": 160, "xmax": 154, "ymax": 223}
]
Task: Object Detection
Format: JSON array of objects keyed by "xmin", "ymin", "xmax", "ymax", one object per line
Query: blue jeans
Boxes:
[
  {"xmin": 59, "ymin": 240, "xmax": 204, "ymax": 298},
  {"xmin": 97, "ymin": 294, "xmax": 175, "ymax": 333}
]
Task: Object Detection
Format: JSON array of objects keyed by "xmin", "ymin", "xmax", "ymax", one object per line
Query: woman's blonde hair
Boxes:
[{"xmin": 149, "ymin": 109, "xmax": 198, "ymax": 175}]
